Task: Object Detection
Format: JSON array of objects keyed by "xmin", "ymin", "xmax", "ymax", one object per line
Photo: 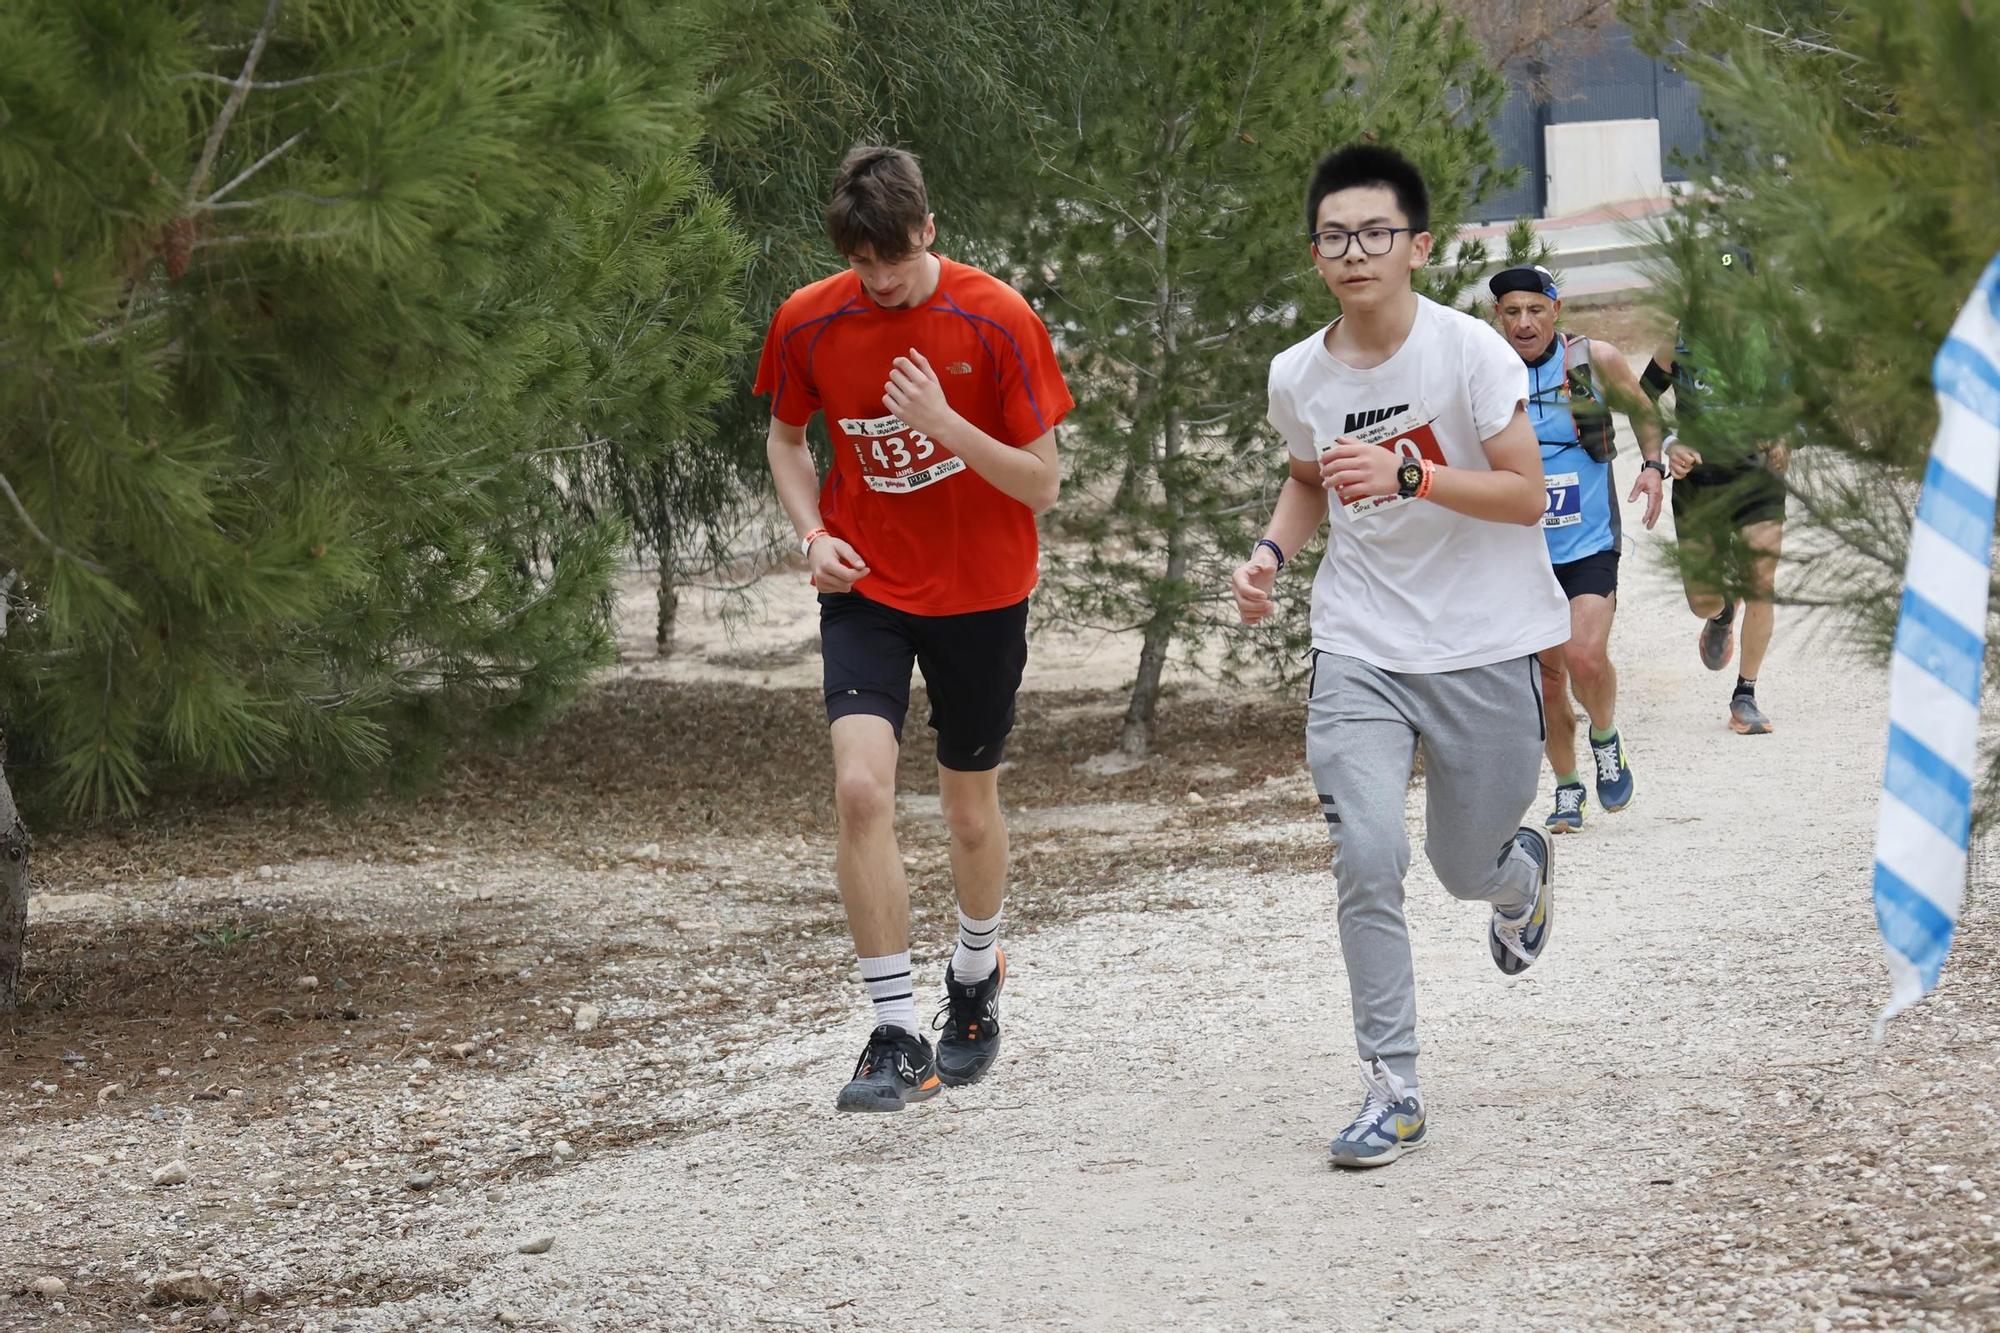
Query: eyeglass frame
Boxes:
[{"xmin": 1307, "ymin": 225, "xmax": 1417, "ymax": 261}]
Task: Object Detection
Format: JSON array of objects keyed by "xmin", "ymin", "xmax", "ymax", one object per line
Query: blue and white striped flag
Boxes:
[{"xmin": 1874, "ymin": 250, "xmax": 2000, "ymax": 1030}]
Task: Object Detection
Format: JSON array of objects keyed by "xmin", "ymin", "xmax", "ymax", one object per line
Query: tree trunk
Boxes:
[
  {"xmin": 655, "ymin": 564, "xmax": 679, "ymax": 660},
  {"xmin": 1119, "ymin": 403, "xmax": 1189, "ymax": 757},
  {"xmin": 1118, "ymin": 160, "xmax": 1186, "ymax": 758},
  {"xmin": 1109, "ymin": 324, "xmax": 1158, "ymax": 514},
  {"xmin": 0, "ymin": 753, "xmax": 30, "ymax": 1013}
]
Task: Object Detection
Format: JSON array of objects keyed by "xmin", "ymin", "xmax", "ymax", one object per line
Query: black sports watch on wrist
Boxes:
[
  {"xmin": 1395, "ymin": 459, "xmax": 1425, "ymax": 499},
  {"xmin": 1641, "ymin": 458, "xmax": 1668, "ymax": 478}
]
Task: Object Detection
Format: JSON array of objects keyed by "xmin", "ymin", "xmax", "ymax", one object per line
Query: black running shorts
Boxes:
[
  {"xmin": 1551, "ymin": 547, "xmax": 1619, "ymax": 601},
  {"xmin": 817, "ymin": 591, "xmax": 1030, "ymax": 772},
  {"xmin": 1672, "ymin": 459, "xmax": 1787, "ymax": 532}
]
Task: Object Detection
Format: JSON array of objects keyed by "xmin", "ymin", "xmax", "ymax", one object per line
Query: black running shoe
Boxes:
[
  {"xmin": 1699, "ymin": 603, "xmax": 1736, "ymax": 672},
  {"xmin": 934, "ymin": 949, "xmax": 1005, "ymax": 1087},
  {"xmin": 834, "ymin": 1025, "xmax": 941, "ymax": 1113}
]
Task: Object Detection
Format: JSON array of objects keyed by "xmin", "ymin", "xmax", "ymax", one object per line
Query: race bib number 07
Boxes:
[
  {"xmin": 1543, "ymin": 471, "xmax": 1582, "ymax": 528},
  {"xmin": 1323, "ymin": 407, "xmax": 1446, "ymax": 520},
  {"xmin": 838, "ymin": 414, "xmax": 966, "ymax": 494}
]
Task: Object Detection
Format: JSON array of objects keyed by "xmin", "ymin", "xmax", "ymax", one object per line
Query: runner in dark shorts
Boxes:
[
  {"xmin": 1488, "ymin": 265, "xmax": 1668, "ymax": 833},
  {"xmin": 1644, "ymin": 247, "xmax": 1787, "ymax": 735},
  {"xmin": 756, "ymin": 145, "xmax": 1073, "ymax": 1112}
]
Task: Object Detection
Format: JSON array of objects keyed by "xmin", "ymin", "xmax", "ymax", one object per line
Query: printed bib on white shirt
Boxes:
[
  {"xmin": 1263, "ymin": 295, "xmax": 1569, "ymax": 674},
  {"xmin": 837, "ymin": 414, "xmax": 966, "ymax": 494},
  {"xmin": 1543, "ymin": 471, "xmax": 1583, "ymax": 528},
  {"xmin": 1325, "ymin": 405, "xmax": 1447, "ymax": 520}
]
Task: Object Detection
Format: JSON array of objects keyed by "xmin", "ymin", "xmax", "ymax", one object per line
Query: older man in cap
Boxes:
[{"xmin": 1489, "ymin": 264, "xmax": 1667, "ymax": 833}]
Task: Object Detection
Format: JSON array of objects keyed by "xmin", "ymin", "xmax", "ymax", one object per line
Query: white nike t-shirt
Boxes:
[{"xmin": 1266, "ymin": 295, "xmax": 1569, "ymax": 674}]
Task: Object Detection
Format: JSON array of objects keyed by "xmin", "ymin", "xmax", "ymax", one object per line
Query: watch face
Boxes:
[{"xmin": 1398, "ymin": 460, "xmax": 1424, "ymax": 493}]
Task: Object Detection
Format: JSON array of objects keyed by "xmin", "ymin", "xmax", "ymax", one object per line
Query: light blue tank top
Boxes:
[{"xmin": 1528, "ymin": 339, "xmax": 1619, "ymax": 565}]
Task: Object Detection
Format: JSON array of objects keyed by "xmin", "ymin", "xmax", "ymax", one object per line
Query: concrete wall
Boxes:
[{"xmin": 1544, "ymin": 119, "xmax": 1664, "ymax": 217}]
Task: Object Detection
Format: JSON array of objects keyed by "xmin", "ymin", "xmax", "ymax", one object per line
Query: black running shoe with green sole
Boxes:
[
  {"xmin": 834, "ymin": 1025, "xmax": 942, "ymax": 1113},
  {"xmin": 935, "ymin": 949, "xmax": 1005, "ymax": 1087}
]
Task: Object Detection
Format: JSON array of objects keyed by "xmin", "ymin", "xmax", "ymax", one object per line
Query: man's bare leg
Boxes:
[{"xmin": 1729, "ymin": 519, "xmax": 1784, "ymax": 734}]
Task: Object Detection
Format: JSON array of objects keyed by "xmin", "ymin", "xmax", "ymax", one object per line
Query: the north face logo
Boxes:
[{"xmin": 946, "ymin": 361, "xmax": 974, "ymax": 375}]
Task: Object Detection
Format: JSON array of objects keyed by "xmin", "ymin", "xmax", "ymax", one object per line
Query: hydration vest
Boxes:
[
  {"xmin": 1526, "ymin": 333, "xmax": 1616, "ymax": 463},
  {"xmin": 1531, "ymin": 335, "xmax": 1621, "ymax": 563}
]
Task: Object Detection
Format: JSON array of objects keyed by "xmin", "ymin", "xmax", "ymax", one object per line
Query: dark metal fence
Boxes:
[{"xmin": 1477, "ymin": 21, "xmax": 1706, "ymax": 222}]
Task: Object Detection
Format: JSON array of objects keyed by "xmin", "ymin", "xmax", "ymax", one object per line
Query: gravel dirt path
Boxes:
[{"xmin": 5, "ymin": 515, "xmax": 1997, "ymax": 1332}]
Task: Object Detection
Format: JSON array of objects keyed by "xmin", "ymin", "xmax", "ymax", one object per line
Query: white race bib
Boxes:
[
  {"xmin": 1543, "ymin": 471, "xmax": 1582, "ymax": 528},
  {"xmin": 837, "ymin": 415, "xmax": 964, "ymax": 494},
  {"xmin": 1323, "ymin": 406, "xmax": 1446, "ymax": 521}
]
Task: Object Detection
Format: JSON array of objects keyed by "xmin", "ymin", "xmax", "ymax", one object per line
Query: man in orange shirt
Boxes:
[{"xmin": 756, "ymin": 145, "xmax": 1073, "ymax": 1112}]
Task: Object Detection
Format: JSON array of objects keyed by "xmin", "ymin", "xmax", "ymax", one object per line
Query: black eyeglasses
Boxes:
[{"xmin": 1309, "ymin": 226, "xmax": 1413, "ymax": 260}]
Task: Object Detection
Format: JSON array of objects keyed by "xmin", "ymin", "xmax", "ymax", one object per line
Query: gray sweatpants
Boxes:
[{"xmin": 1305, "ymin": 650, "xmax": 1547, "ymax": 1086}]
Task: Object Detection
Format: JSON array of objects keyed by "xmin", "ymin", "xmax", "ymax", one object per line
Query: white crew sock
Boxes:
[
  {"xmin": 950, "ymin": 905, "xmax": 1002, "ymax": 983},
  {"xmin": 858, "ymin": 951, "xmax": 917, "ymax": 1035}
]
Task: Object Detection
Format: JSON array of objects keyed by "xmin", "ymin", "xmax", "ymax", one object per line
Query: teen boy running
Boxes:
[
  {"xmin": 756, "ymin": 145, "xmax": 1072, "ymax": 1112},
  {"xmin": 1231, "ymin": 144, "xmax": 1567, "ymax": 1169},
  {"xmin": 1488, "ymin": 264, "xmax": 1668, "ymax": 832}
]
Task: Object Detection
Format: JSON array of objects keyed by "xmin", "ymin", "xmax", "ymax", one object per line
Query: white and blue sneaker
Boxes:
[
  {"xmin": 1490, "ymin": 826, "xmax": 1554, "ymax": 976},
  {"xmin": 1590, "ymin": 730, "xmax": 1634, "ymax": 812},
  {"xmin": 1328, "ymin": 1058, "xmax": 1426, "ymax": 1170}
]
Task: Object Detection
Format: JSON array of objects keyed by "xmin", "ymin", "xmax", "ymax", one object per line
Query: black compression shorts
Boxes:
[{"xmin": 1672, "ymin": 460, "xmax": 1787, "ymax": 532}]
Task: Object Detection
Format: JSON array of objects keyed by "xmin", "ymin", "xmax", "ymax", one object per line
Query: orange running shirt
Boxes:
[{"xmin": 754, "ymin": 256, "xmax": 1074, "ymax": 616}]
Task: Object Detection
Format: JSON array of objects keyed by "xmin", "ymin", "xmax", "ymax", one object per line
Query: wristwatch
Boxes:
[
  {"xmin": 1395, "ymin": 459, "xmax": 1425, "ymax": 499},
  {"xmin": 1641, "ymin": 458, "xmax": 1668, "ymax": 478}
]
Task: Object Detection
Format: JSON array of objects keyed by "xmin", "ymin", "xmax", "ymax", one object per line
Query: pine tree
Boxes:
[
  {"xmin": 1027, "ymin": 0, "xmax": 1512, "ymax": 756},
  {"xmin": 0, "ymin": 1, "xmax": 749, "ymax": 1005},
  {"xmin": 1625, "ymin": 0, "xmax": 2000, "ymax": 798}
]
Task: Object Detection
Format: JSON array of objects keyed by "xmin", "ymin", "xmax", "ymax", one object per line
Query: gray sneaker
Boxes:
[
  {"xmin": 834, "ymin": 1025, "xmax": 942, "ymax": 1113},
  {"xmin": 1328, "ymin": 1058, "xmax": 1426, "ymax": 1169},
  {"xmin": 1490, "ymin": 826, "xmax": 1554, "ymax": 976},
  {"xmin": 1698, "ymin": 604, "xmax": 1736, "ymax": 671},
  {"xmin": 1729, "ymin": 694, "xmax": 1774, "ymax": 735}
]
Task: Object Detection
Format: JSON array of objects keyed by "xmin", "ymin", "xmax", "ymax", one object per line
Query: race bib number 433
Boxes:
[{"xmin": 838, "ymin": 414, "xmax": 966, "ymax": 494}]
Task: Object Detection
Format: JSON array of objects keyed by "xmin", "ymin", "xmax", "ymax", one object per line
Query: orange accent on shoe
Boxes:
[{"xmin": 919, "ymin": 1075, "xmax": 941, "ymax": 1090}]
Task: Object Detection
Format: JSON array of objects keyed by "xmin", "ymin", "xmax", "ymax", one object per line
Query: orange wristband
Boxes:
[
  {"xmin": 1415, "ymin": 459, "xmax": 1436, "ymax": 499},
  {"xmin": 801, "ymin": 527, "xmax": 829, "ymax": 557}
]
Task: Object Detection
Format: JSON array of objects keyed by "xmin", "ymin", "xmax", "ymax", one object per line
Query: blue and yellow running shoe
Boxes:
[
  {"xmin": 1546, "ymin": 782, "xmax": 1586, "ymax": 834},
  {"xmin": 1328, "ymin": 1058, "xmax": 1426, "ymax": 1169},
  {"xmin": 1590, "ymin": 730, "xmax": 1634, "ymax": 812}
]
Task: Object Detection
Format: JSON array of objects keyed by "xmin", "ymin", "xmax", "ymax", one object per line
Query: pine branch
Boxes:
[
  {"xmin": 173, "ymin": 55, "xmax": 416, "ymax": 91},
  {"xmin": 192, "ymin": 229, "xmax": 350, "ymax": 249},
  {"xmin": 1694, "ymin": 0, "xmax": 1863, "ymax": 60},
  {"xmin": 205, "ymin": 123, "xmax": 312, "ymax": 205},
  {"xmin": 187, "ymin": 0, "xmax": 284, "ymax": 206},
  {"xmin": 530, "ymin": 438, "xmax": 613, "ymax": 460},
  {"xmin": 0, "ymin": 472, "xmax": 107, "ymax": 575},
  {"xmin": 197, "ymin": 190, "xmax": 351, "ymax": 212}
]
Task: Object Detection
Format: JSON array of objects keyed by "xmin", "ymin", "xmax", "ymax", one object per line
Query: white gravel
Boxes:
[{"xmin": 6, "ymin": 516, "xmax": 1996, "ymax": 1332}]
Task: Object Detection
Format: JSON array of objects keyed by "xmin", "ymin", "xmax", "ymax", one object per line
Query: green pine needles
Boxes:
[
  {"xmin": 0, "ymin": 1, "xmax": 750, "ymax": 813},
  {"xmin": 1629, "ymin": 0, "xmax": 2000, "ymax": 803}
]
